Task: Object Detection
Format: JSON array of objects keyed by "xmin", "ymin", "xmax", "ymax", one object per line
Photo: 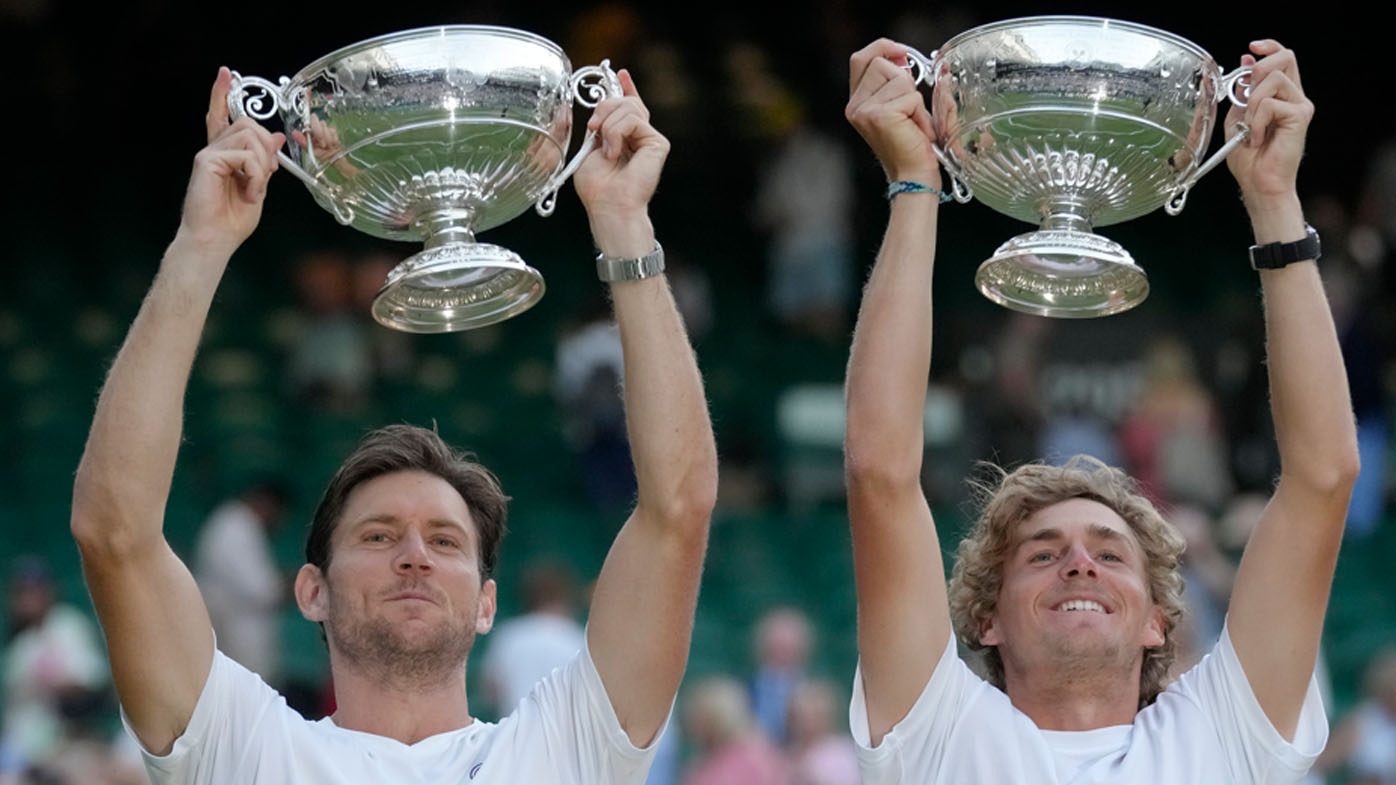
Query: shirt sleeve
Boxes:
[
  {"xmin": 519, "ymin": 631, "xmax": 667, "ymax": 785},
  {"xmin": 1168, "ymin": 622, "xmax": 1328, "ymax": 784},
  {"xmin": 122, "ymin": 652, "xmax": 281, "ymax": 785},
  {"xmin": 847, "ymin": 634, "xmax": 973, "ymax": 785}
]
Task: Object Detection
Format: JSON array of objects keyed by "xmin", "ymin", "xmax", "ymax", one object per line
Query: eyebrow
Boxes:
[
  {"xmin": 351, "ymin": 514, "xmax": 471, "ymax": 535},
  {"xmin": 1020, "ymin": 524, "xmax": 1131, "ymax": 546}
]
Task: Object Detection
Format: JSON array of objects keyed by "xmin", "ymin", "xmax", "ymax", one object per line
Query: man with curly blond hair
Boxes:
[{"xmin": 843, "ymin": 37, "xmax": 1355, "ymax": 785}]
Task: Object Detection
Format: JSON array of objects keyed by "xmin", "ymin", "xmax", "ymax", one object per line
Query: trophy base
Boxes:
[
  {"xmin": 372, "ymin": 243, "xmax": 545, "ymax": 333},
  {"xmin": 974, "ymin": 229, "xmax": 1149, "ymax": 318}
]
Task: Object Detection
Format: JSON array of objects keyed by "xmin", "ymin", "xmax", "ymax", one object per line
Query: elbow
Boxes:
[
  {"xmin": 70, "ymin": 472, "xmax": 150, "ymax": 562},
  {"xmin": 643, "ymin": 460, "xmax": 718, "ymax": 538},
  {"xmin": 844, "ymin": 440, "xmax": 922, "ymax": 499},
  {"xmin": 1285, "ymin": 440, "xmax": 1361, "ymax": 499}
]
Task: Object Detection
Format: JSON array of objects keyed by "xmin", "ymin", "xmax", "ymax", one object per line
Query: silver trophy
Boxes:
[
  {"xmin": 229, "ymin": 26, "xmax": 622, "ymax": 332},
  {"xmin": 906, "ymin": 16, "xmax": 1252, "ymax": 317}
]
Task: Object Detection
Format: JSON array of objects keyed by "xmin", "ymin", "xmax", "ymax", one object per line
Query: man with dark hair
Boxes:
[
  {"xmin": 843, "ymin": 38, "xmax": 1355, "ymax": 784},
  {"xmin": 71, "ymin": 64, "xmax": 716, "ymax": 785}
]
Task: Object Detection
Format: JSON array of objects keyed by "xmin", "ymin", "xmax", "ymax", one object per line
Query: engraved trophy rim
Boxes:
[
  {"xmin": 290, "ymin": 24, "xmax": 570, "ymax": 85},
  {"xmin": 937, "ymin": 15, "xmax": 1214, "ymax": 65}
]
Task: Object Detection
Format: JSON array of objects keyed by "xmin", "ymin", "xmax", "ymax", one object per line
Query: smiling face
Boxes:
[
  {"xmin": 295, "ymin": 470, "xmax": 497, "ymax": 683},
  {"xmin": 980, "ymin": 498, "xmax": 1165, "ymax": 685}
]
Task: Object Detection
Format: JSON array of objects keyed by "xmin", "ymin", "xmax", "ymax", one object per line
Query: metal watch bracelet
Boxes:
[{"xmin": 596, "ymin": 242, "xmax": 665, "ymax": 282}]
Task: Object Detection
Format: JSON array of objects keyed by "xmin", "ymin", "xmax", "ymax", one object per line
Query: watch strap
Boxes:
[
  {"xmin": 597, "ymin": 243, "xmax": 665, "ymax": 282},
  {"xmin": 1249, "ymin": 225, "xmax": 1321, "ymax": 270}
]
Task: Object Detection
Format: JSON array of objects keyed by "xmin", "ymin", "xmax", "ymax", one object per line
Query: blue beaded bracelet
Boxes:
[{"xmin": 886, "ymin": 180, "xmax": 953, "ymax": 203}]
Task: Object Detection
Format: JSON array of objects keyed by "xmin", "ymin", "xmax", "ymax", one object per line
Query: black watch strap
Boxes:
[{"xmin": 1249, "ymin": 224, "xmax": 1321, "ymax": 270}]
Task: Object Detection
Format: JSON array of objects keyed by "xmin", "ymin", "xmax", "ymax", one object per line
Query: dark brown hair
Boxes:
[{"xmin": 305, "ymin": 424, "xmax": 510, "ymax": 579}]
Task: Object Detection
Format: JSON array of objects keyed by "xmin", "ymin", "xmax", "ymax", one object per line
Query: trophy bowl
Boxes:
[
  {"xmin": 907, "ymin": 16, "xmax": 1251, "ymax": 317},
  {"xmin": 229, "ymin": 26, "xmax": 621, "ymax": 332}
]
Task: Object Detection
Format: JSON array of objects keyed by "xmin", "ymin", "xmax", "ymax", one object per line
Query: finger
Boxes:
[
  {"xmin": 848, "ymin": 56, "xmax": 916, "ymax": 117},
  {"xmin": 601, "ymin": 112, "xmax": 646, "ymax": 159},
  {"xmin": 1245, "ymin": 94, "xmax": 1312, "ymax": 148},
  {"xmin": 850, "ymin": 38, "xmax": 910, "ymax": 95},
  {"xmin": 1247, "ymin": 45, "xmax": 1302, "ymax": 93},
  {"xmin": 206, "ymin": 66, "xmax": 233, "ymax": 143},
  {"xmin": 590, "ymin": 95, "xmax": 649, "ymax": 133},
  {"xmin": 618, "ymin": 68, "xmax": 640, "ymax": 100},
  {"xmin": 1243, "ymin": 70, "xmax": 1305, "ymax": 131}
]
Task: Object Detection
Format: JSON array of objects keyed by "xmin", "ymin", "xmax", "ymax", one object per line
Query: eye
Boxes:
[
  {"xmin": 432, "ymin": 536, "xmax": 460, "ymax": 549},
  {"xmin": 1098, "ymin": 551, "xmax": 1123, "ymax": 563},
  {"xmin": 363, "ymin": 531, "xmax": 391, "ymax": 544},
  {"xmin": 1029, "ymin": 551, "xmax": 1054, "ymax": 563}
]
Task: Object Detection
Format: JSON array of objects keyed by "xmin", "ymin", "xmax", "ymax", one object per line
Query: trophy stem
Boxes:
[{"xmin": 414, "ymin": 208, "xmax": 478, "ymax": 249}]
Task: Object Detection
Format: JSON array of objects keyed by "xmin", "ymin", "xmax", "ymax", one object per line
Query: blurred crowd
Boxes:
[{"xmin": 3, "ymin": 1, "xmax": 1395, "ymax": 784}]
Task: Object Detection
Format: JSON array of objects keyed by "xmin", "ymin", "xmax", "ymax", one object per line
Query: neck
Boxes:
[
  {"xmin": 327, "ymin": 655, "xmax": 475, "ymax": 744},
  {"xmin": 1001, "ymin": 658, "xmax": 1143, "ymax": 731}
]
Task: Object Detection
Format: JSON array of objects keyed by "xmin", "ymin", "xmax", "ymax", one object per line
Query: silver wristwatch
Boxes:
[{"xmin": 596, "ymin": 243, "xmax": 665, "ymax": 283}]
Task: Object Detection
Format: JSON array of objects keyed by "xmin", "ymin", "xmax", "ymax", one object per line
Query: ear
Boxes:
[
  {"xmin": 475, "ymin": 578, "xmax": 498, "ymax": 635},
  {"xmin": 295, "ymin": 564, "xmax": 329, "ymax": 623},
  {"xmin": 979, "ymin": 614, "xmax": 1000, "ymax": 647},
  {"xmin": 1142, "ymin": 605, "xmax": 1166, "ymax": 649}
]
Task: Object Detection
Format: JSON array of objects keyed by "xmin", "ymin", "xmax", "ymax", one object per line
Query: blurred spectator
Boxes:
[
  {"xmin": 286, "ymin": 250, "xmax": 373, "ymax": 412},
  {"xmin": 1315, "ymin": 648, "xmax": 1396, "ymax": 784},
  {"xmin": 1312, "ymin": 193, "xmax": 1392, "ymax": 540},
  {"xmin": 682, "ymin": 676, "xmax": 789, "ymax": 785},
  {"xmin": 785, "ymin": 680, "xmax": 859, "ymax": 785},
  {"xmin": 750, "ymin": 607, "xmax": 812, "ymax": 744},
  {"xmin": 2, "ymin": 557, "xmax": 109, "ymax": 767},
  {"xmin": 481, "ymin": 558, "xmax": 586, "ymax": 715},
  {"xmin": 351, "ymin": 251, "xmax": 415, "ymax": 383},
  {"xmin": 555, "ymin": 296, "xmax": 635, "ymax": 512},
  {"xmin": 1117, "ymin": 336, "xmax": 1232, "ymax": 510},
  {"xmin": 1168, "ymin": 504, "xmax": 1235, "ymax": 671},
  {"xmin": 755, "ymin": 99, "xmax": 854, "ymax": 341},
  {"xmin": 194, "ymin": 479, "xmax": 291, "ymax": 683}
]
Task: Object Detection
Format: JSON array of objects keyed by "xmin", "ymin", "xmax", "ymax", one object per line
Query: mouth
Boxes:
[{"xmin": 1051, "ymin": 599, "xmax": 1109, "ymax": 614}]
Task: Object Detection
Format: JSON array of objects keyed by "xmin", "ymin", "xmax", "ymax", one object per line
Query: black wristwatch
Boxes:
[{"xmin": 1248, "ymin": 224, "xmax": 1321, "ymax": 270}]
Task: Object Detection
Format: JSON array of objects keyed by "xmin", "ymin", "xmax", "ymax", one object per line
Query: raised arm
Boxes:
[
  {"xmin": 574, "ymin": 70, "xmax": 718, "ymax": 747},
  {"xmin": 69, "ymin": 68, "xmax": 283, "ymax": 755},
  {"xmin": 1222, "ymin": 41, "xmax": 1360, "ymax": 740},
  {"xmin": 842, "ymin": 39, "xmax": 951, "ymax": 745}
]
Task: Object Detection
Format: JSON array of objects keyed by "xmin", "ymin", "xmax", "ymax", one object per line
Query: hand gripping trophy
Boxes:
[
  {"xmin": 905, "ymin": 16, "xmax": 1253, "ymax": 316},
  {"xmin": 229, "ymin": 26, "xmax": 622, "ymax": 332}
]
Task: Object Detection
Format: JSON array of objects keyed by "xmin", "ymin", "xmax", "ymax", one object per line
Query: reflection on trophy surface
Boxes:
[
  {"xmin": 229, "ymin": 26, "xmax": 622, "ymax": 332},
  {"xmin": 906, "ymin": 16, "xmax": 1252, "ymax": 317}
]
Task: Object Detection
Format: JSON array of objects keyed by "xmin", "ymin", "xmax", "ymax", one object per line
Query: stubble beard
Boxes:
[{"xmin": 326, "ymin": 588, "xmax": 477, "ymax": 691}]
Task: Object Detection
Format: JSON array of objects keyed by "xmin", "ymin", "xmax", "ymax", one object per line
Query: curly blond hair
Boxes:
[{"xmin": 947, "ymin": 456, "xmax": 1187, "ymax": 709}]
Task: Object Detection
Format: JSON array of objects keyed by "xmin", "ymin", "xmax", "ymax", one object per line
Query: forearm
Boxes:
[
  {"xmin": 1250, "ymin": 195, "xmax": 1361, "ymax": 493},
  {"xmin": 73, "ymin": 233, "xmax": 229, "ymax": 552},
  {"xmin": 845, "ymin": 195, "xmax": 939, "ymax": 484},
  {"xmin": 597, "ymin": 219, "xmax": 718, "ymax": 526}
]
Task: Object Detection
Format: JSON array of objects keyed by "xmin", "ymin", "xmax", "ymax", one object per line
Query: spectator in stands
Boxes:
[
  {"xmin": 194, "ymin": 478, "xmax": 291, "ymax": 683},
  {"xmin": 286, "ymin": 249, "xmax": 373, "ymax": 412},
  {"xmin": 2, "ymin": 557, "xmax": 109, "ymax": 768},
  {"xmin": 1315, "ymin": 648, "xmax": 1396, "ymax": 784},
  {"xmin": 750, "ymin": 607, "xmax": 813, "ymax": 744},
  {"xmin": 682, "ymin": 676, "xmax": 789, "ymax": 785},
  {"xmin": 786, "ymin": 680, "xmax": 860, "ymax": 785},
  {"xmin": 555, "ymin": 294, "xmax": 635, "ymax": 512},
  {"xmin": 481, "ymin": 558, "xmax": 586, "ymax": 714},
  {"xmin": 755, "ymin": 96, "xmax": 855, "ymax": 341}
]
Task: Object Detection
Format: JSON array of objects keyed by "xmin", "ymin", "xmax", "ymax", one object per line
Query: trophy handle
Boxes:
[
  {"xmin": 1164, "ymin": 65, "xmax": 1254, "ymax": 216},
  {"xmin": 535, "ymin": 60, "xmax": 624, "ymax": 217},
  {"xmin": 902, "ymin": 46, "xmax": 974, "ymax": 203},
  {"xmin": 227, "ymin": 72, "xmax": 354, "ymax": 225}
]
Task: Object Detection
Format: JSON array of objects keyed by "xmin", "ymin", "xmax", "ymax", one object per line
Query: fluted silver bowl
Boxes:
[
  {"xmin": 910, "ymin": 16, "xmax": 1250, "ymax": 317},
  {"xmin": 230, "ymin": 26, "xmax": 620, "ymax": 332}
]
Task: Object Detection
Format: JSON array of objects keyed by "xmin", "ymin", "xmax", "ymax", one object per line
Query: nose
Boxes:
[
  {"xmin": 1059, "ymin": 543, "xmax": 1097, "ymax": 579},
  {"xmin": 394, "ymin": 530, "xmax": 434, "ymax": 574}
]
